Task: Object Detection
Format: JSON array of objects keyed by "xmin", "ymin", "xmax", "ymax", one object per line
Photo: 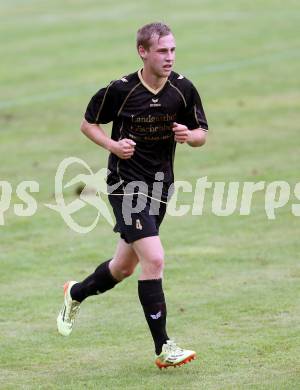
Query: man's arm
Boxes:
[
  {"xmin": 172, "ymin": 122, "xmax": 207, "ymax": 147},
  {"xmin": 80, "ymin": 118, "xmax": 135, "ymax": 159}
]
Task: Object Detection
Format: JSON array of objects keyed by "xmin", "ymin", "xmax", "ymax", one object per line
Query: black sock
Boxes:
[
  {"xmin": 70, "ymin": 259, "xmax": 118, "ymax": 303},
  {"xmin": 138, "ymin": 279, "xmax": 169, "ymax": 355}
]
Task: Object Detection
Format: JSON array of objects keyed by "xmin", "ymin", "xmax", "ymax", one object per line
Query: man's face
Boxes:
[{"xmin": 140, "ymin": 33, "xmax": 176, "ymax": 78}]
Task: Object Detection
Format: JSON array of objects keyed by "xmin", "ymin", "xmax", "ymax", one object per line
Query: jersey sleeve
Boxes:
[
  {"xmin": 84, "ymin": 81, "xmax": 119, "ymax": 124},
  {"xmin": 181, "ymin": 83, "xmax": 208, "ymax": 131}
]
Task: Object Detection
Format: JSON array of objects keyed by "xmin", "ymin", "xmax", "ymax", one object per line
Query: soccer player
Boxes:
[{"xmin": 57, "ymin": 22, "xmax": 208, "ymax": 369}]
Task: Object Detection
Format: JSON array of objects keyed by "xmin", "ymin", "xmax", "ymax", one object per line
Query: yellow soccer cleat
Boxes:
[
  {"xmin": 57, "ymin": 281, "xmax": 80, "ymax": 336},
  {"xmin": 155, "ymin": 340, "xmax": 196, "ymax": 369}
]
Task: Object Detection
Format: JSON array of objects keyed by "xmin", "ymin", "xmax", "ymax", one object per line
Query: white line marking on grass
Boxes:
[{"xmin": 0, "ymin": 48, "xmax": 299, "ymax": 110}]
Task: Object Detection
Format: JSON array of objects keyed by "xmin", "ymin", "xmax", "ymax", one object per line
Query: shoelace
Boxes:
[{"xmin": 165, "ymin": 340, "xmax": 183, "ymax": 354}]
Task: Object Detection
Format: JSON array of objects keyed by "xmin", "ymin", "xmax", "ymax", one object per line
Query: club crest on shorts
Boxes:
[{"xmin": 136, "ymin": 219, "xmax": 143, "ymax": 230}]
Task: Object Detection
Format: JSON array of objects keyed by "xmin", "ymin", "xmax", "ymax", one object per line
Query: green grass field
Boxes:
[{"xmin": 1, "ymin": 0, "xmax": 300, "ymax": 388}]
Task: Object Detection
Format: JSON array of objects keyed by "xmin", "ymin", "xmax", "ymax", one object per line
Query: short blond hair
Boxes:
[{"xmin": 136, "ymin": 22, "xmax": 172, "ymax": 50}]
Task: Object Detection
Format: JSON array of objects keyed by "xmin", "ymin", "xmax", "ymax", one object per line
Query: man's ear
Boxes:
[{"xmin": 138, "ymin": 45, "xmax": 147, "ymax": 60}]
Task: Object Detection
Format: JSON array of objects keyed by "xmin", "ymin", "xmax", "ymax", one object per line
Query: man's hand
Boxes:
[
  {"xmin": 172, "ymin": 122, "xmax": 190, "ymax": 144},
  {"xmin": 172, "ymin": 122, "xmax": 207, "ymax": 147},
  {"xmin": 109, "ymin": 138, "xmax": 136, "ymax": 159}
]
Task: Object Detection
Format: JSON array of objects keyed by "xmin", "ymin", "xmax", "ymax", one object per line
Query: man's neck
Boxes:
[{"xmin": 140, "ymin": 68, "xmax": 167, "ymax": 92}]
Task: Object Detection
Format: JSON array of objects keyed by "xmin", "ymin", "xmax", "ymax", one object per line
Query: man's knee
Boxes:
[
  {"xmin": 119, "ymin": 266, "xmax": 135, "ymax": 278},
  {"xmin": 147, "ymin": 254, "xmax": 164, "ymax": 273},
  {"xmin": 109, "ymin": 258, "xmax": 137, "ymax": 281}
]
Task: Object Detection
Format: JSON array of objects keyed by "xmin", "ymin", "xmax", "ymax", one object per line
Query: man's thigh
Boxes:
[
  {"xmin": 132, "ymin": 236, "xmax": 165, "ymax": 279},
  {"xmin": 112, "ymin": 239, "xmax": 138, "ymax": 264},
  {"xmin": 133, "ymin": 236, "xmax": 164, "ymax": 263},
  {"xmin": 109, "ymin": 239, "xmax": 139, "ymax": 278}
]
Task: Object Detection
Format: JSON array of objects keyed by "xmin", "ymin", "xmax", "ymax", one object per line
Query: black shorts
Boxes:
[{"xmin": 108, "ymin": 193, "xmax": 167, "ymax": 243}]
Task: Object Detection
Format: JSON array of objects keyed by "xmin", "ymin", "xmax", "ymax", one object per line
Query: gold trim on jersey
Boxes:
[
  {"xmin": 193, "ymin": 105, "xmax": 199, "ymax": 127},
  {"xmin": 117, "ymin": 82, "xmax": 141, "ymax": 116},
  {"xmin": 193, "ymin": 105, "xmax": 208, "ymax": 131},
  {"xmin": 95, "ymin": 80, "xmax": 114, "ymax": 123},
  {"xmin": 167, "ymin": 80, "xmax": 187, "ymax": 108},
  {"xmin": 138, "ymin": 69, "xmax": 168, "ymax": 95}
]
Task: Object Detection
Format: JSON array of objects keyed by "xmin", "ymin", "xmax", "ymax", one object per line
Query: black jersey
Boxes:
[{"xmin": 85, "ymin": 70, "xmax": 208, "ymax": 198}]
